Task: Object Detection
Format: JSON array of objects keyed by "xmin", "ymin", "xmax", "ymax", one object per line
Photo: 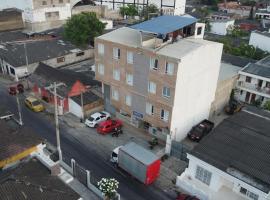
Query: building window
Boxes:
[
  {"xmin": 195, "ymin": 166, "xmax": 212, "ymax": 185},
  {"xmin": 146, "ymin": 102, "xmax": 154, "ymax": 115},
  {"xmin": 112, "ymin": 89, "xmax": 119, "ymax": 101},
  {"xmin": 246, "ymin": 76, "xmax": 252, "ymax": 83},
  {"xmin": 98, "ymin": 43, "xmax": 104, "ymax": 55},
  {"xmin": 59, "ymin": 0, "xmax": 63, "ymax": 3},
  {"xmin": 197, "ymin": 27, "xmax": 202, "ymax": 35},
  {"xmin": 45, "ymin": 11, "xmax": 59, "ymax": 20},
  {"xmin": 165, "ymin": 62, "xmax": 174, "ymax": 75},
  {"xmin": 127, "ymin": 51, "xmax": 133, "ymax": 64},
  {"xmin": 240, "ymin": 187, "xmax": 259, "ymax": 200},
  {"xmin": 76, "ymin": 51, "xmax": 85, "ymax": 57},
  {"xmin": 160, "ymin": 109, "xmax": 169, "ymax": 122},
  {"xmin": 148, "ymin": 81, "xmax": 156, "ymax": 94},
  {"xmin": 125, "ymin": 95, "xmax": 132, "ymax": 106},
  {"xmin": 113, "ymin": 69, "xmax": 120, "ymax": 81},
  {"xmin": 10, "ymin": 67, "xmax": 15, "ymax": 75},
  {"xmin": 42, "ymin": 1, "xmax": 47, "ymax": 5},
  {"xmin": 57, "ymin": 57, "xmax": 65, "ymax": 63},
  {"xmin": 126, "ymin": 73, "xmax": 133, "ymax": 86},
  {"xmin": 150, "ymin": 58, "xmax": 158, "ymax": 70},
  {"xmin": 113, "ymin": 47, "xmax": 120, "ymax": 60},
  {"xmin": 162, "ymin": 87, "xmax": 171, "ymax": 98},
  {"xmin": 98, "ymin": 63, "xmax": 104, "ymax": 75}
]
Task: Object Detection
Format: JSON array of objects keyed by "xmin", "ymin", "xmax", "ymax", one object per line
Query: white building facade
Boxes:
[
  {"xmin": 249, "ymin": 31, "xmax": 270, "ymax": 52},
  {"xmin": 236, "ymin": 56, "xmax": 270, "ymax": 106},
  {"xmin": 209, "ymin": 19, "xmax": 235, "ymax": 36}
]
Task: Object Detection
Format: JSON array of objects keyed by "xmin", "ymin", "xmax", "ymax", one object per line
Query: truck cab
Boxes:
[{"xmin": 110, "ymin": 146, "xmax": 122, "ymax": 163}]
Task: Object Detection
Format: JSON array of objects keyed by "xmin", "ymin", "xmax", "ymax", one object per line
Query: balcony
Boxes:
[{"xmin": 237, "ymin": 81, "xmax": 270, "ymax": 98}]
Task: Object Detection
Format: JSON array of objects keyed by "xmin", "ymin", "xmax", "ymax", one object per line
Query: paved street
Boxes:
[{"xmin": 0, "ymin": 78, "xmax": 175, "ymax": 200}]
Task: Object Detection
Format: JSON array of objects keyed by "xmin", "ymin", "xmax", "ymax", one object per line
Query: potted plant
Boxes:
[{"xmin": 98, "ymin": 178, "xmax": 119, "ymax": 200}]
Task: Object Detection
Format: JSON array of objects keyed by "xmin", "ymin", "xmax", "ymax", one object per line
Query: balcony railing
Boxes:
[{"xmin": 237, "ymin": 81, "xmax": 270, "ymax": 96}]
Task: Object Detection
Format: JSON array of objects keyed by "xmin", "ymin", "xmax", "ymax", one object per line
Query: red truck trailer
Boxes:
[{"xmin": 111, "ymin": 142, "xmax": 161, "ymax": 185}]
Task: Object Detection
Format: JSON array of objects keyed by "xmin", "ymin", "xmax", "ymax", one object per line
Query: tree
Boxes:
[
  {"xmin": 119, "ymin": 5, "xmax": 138, "ymax": 18},
  {"xmin": 263, "ymin": 101, "xmax": 270, "ymax": 111},
  {"xmin": 141, "ymin": 4, "xmax": 159, "ymax": 20},
  {"xmin": 63, "ymin": 12, "xmax": 105, "ymax": 46}
]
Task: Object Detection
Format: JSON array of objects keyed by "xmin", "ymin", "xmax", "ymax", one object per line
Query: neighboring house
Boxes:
[
  {"xmin": 209, "ymin": 62, "xmax": 241, "ymax": 118},
  {"xmin": 249, "ymin": 30, "xmax": 270, "ymax": 52},
  {"xmin": 0, "ymin": 29, "xmax": 93, "ymax": 81},
  {"xmin": 0, "ymin": 158, "xmax": 80, "ymax": 200},
  {"xmin": 236, "ymin": 55, "xmax": 270, "ymax": 106},
  {"xmin": 209, "ymin": 19, "xmax": 235, "ymax": 35},
  {"xmin": 210, "ymin": 12, "xmax": 235, "ymax": 20},
  {"xmin": 237, "ymin": 19, "xmax": 260, "ymax": 31},
  {"xmin": 95, "ymin": 15, "xmax": 223, "ymax": 146},
  {"xmin": 255, "ymin": 6, "xmax": 270, "ymax": 20},
  {"xmin": 30, "ymin": 62, "xmax": 101, "ymax": 116},
  {"xmin": 218, "ymin": 2, "xmax": 251, "ymax": 18},
  {"xmin": 0, "ymin": 119, "xmax": 43, "ymax": 169},
  {"xmin": 177, "ymin": 109, "xmax": 270, "ymax": 200},
  {"xmin": 0, "ymin": 8, "xmax": 24, "ymax": 31},
  {"xmin": 0, "ymin": 0, "xmax": 72, "ymax": 32}
]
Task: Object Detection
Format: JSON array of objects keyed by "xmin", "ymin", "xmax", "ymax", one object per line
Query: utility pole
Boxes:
[
  {"xmin": 16, "ymin": 94, "xmax": 23, "ymax": 126},
  {"xmin": 80, "ymin": 91, "xmax": 84, "ymax": 122},
  {"xmin": 54, "ymin": 82, "xmax": 62, "ymax": 162}
]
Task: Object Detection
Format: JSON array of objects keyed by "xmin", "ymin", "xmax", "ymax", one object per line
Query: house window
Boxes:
[
  {"xmin": 112, "ymin": 89, "xmax": 119, "ymax": 101},
  {"xmin": 127, "ymin": 51, "xmax": 133, "ymax": 64},
  {"xmin": 150, "ymin": 58, "xmax": 158, "ymax": 70},
  {"xmin": 162, "ymin": 87, "xmax": 170, "ymax": 98},
  {"xmin": 98, "ymin": 63, "xmax": 104, "ymax": 75},
  {"xmin": 165, "ymin": 62, "xmax": 174, "ymax": 75},
  {"xmin": 113, "ymin": 69, "xmax": 120, "ymax": 81},
  {"xmin": 160, "ymin": 109, "xmax": 169, "ymax": 122},
  {"xmin": 98, "ymin": 43, "xmax": 104, "ymax": 55},
  {"xmin": 146, "ymin": 102, "xmax": 154, "ymax": 115},
  {"xmin": 197, "ymin": 27, "xmax": 202, "ymax": 35},
  {"xmin": 148, "ymin": 81, "xmax": 156, "ymax": 94},
  {"xmin": 195, "ymin": 166, "xmax": 212, "ymax": 185},
  {"xmin": 125, "ymin": 95, "xmax": 132, "ymax": 106},
  {"xmin": 246, "ymin": 76, "xmax": 252, "ymax": 83},
  {"xmin": 42, "ymin": 1, "xmax": 47, "ymax": 5},
  {"xmin": 126, "ymin": 73, "xmax": 133, "ymax": 86},
  {"xmin": 113, "ymin": 47, "xmax": 120, "ymax": 60},
  {"xmin": 240, "ymin": 187, "xmax": 259, "ymax": 200},
  {"xmin": 266, "ymin": 82, "xmax": 270, "ymax": 88},
  {"xmin": 76, "ymin": 51, "xmax": 85, "ymax": 57},
  {"xmin": 57, "ymin": 56, "xmax": 65, "ymax": 63},
  {"xmin": 10, "ymin": 67, "xmax": 15, "ymax": 75}
]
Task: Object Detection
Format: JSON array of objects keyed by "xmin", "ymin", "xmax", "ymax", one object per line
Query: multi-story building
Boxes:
[
  {"xmin": 0, "ymin": 0, "xmax": 71, "ymax": 31},
  {"xmin": 95, "ymin": 15, "xmax": 223, "ymax": 145},
  {"xmin": 249, "ymin": 31, "xmax": 270, "ymax": 53},
  {"xmin": 236, "ymin": 55, "xmax": 270, "ymax": 106}
]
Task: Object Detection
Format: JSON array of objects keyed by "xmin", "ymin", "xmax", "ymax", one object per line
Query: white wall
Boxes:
[
  {"xmin": 170, "ymin": 40, "xmax": 223, "ymax": 142},
  {"xmin": 100, "ymin": 19, "xmax": 113, "ymax": 30},
  {"xmin": 69, "ymin": 98, "xmax": 83, "ymax": 118},
  {"xmin": 249, "ymin": 32, "xmax": 270, "ymax": 52},
  {"xmin": 177, "ymin": 154, "xmax": 269, "ymax": 200},
  {"xmin": 210, "ymin": 20, "xmax": 235, "ymax": 36},
  {"xmin": 1, "ymin": 60, "xmax": 29, "ymax": 81},
  {"xmin": 174, "ymin": 0, "xmax": 186, "ymax": 15}
]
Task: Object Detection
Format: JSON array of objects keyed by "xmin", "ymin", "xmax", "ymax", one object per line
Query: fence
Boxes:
[
  {"xmin": 170, "ymin": 141, "xmax": 191, "ymax": 162},
  {"xmin": 61, "ymin": 153, "xmax": 120, "ymax": 200}
]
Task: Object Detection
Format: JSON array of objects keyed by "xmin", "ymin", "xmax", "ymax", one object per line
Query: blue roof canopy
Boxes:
[{"xmin": 131, "ymin": 15, "xmax": 198, "ymax": 35}]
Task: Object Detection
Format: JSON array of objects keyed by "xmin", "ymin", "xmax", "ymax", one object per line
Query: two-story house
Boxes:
[
  {"xmin": 236, "ymin": 55, "xmax": 270, "ymax": 106},
  {"xmin": 94, "ymin": 15, "xmax": 223, "ymax": 148},
  {"xmin": 177, "ymin": 108, "xmax": 270, "ymax": 200}
]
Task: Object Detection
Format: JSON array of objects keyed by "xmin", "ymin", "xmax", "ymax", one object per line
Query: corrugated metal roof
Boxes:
[
  {"xmin": 120, "ymin": 142, "xmax": 159, "ymax": 166},
  {"xmin": 242, "ymin": 63, "xmax": 270, "ymax": 79},
  {"xmin": 131, "ymin": 15, "xmax": 197, "ymax": 35}
]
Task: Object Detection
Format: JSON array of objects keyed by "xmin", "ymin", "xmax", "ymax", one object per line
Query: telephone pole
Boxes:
[
  {"xmin": 16, "ymin": 94, "xmax": 23, "ymax": 126},
  {"xmin": 54, "ymin": 82, "xmax": 62, "ymax": 161}
]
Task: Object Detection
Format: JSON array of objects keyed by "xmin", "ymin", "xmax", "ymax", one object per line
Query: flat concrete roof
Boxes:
[{"xmin": 218, "ymin": 62, "xmax": 241, "ymax": 82}]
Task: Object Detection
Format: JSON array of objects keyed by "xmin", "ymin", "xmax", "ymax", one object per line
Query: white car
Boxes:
[{"xmin": 85, "ymin": 111, "xmax": 111, "ymax": 128}]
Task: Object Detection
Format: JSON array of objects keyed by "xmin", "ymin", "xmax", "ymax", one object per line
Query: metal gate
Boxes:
[
  {"xmin": 104, "ymin": 84, "xmax": 116, "ymax": 115},
  {"xmin": 171, "ymin": 141, "xmax": 191, "ymax": 162},
  {"xmin": 73, "ymin": 162, "xmax": 88, "ymax": 186}
]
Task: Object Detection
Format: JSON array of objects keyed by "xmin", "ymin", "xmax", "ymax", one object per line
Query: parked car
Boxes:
[
  {"xmin": 97, "ymin": 119, "xmax": 122, "ymax": 134},
  {"xmin": 187, "ymin": 119, "xmax": 214, "ymax": 142},
  {"xmin": 176, "ymin": 193, "xmax": 200, "ymax": 200},
  {"xmin": 25, "ymin": 97, "xmax": 45, "ymax": 112},
  {"xmin": 224, "ymin": 99, "xmax": 243, "ymax": 115},
  {"xmin": 85, "ymin": 111, "xmax": 111, "ymax": 128}
]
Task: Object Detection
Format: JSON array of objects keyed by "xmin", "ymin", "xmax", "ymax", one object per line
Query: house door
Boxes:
[
  {"xmin": 250, "ymin": 93, "xmax": 256, "ymax": 104},
  {"xmin": 245, "ymin": 92, "xmax": 250, "ymax": 103}
]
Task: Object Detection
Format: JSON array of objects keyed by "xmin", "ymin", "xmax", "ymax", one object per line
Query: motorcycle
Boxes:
[
  {"xmin": 112, "ymin": 128, "xmax": 123, "ymax": 137},
  {"xmin": 148, "ymin": 137, "xmax": 158, "ymax": 149}
]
